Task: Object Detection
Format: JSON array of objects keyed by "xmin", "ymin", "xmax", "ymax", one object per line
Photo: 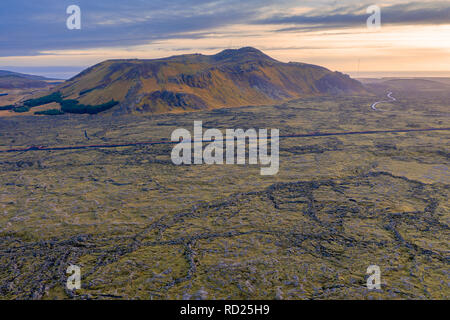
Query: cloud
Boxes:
[
  {"xmin": 0, "ymin": 0, "xmax": 448, "ymax": 58},
  {"xmin": 0, "ymin": 0, "xmax": 283, "ymax": 57},
  {"xmin": 255, "ymin": 1, "xmax": 450, "ymax": 31}
]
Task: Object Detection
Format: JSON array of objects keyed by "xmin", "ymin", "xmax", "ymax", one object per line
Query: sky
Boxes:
[{"xmin": 0, "ymin": 0, "xmax": 449, "ymax": 79}]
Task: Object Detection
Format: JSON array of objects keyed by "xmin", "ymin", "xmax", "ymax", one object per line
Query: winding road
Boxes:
[{"xmin": 371, "ymin": 91, "xmax": 396, "ymax": 110}]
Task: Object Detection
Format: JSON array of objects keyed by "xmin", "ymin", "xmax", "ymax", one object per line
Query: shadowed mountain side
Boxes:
[{"xmin": 56, "ymin": 47, "xmax": 368, "ymax": 114}]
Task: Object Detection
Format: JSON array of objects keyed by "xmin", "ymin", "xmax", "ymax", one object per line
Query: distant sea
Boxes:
[
  {"xmin": 346, "ymin": 71, "xmax": 450, "ymax": 78},
  {"xmin": 1, "ymin": 66, "xmax": 450, "ymax": 81}
]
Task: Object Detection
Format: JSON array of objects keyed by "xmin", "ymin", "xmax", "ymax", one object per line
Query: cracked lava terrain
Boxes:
[{"xmin": 0, "ymin": 93, "xmax": 448, "ymax": 299}]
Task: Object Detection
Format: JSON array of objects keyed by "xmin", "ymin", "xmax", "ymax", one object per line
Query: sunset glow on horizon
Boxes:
[{"xmin": 1, "ymin": 0, "xmax": 449, "ymax": 78}]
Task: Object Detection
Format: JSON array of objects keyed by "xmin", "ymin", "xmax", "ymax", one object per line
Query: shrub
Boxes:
[
  {"xmin": 23, "ymin": 92, "xmax": 62, "ymax": 107},
  {"xmin": 34, "ymin": 109, "xmax": 65, "ymax": 115},
  {"xmin": 79, "ymin": 88, "xmax": 96, "ymax": 95},
  {"xmin": 61, "ymin": 99, "xmax": 119, "ymax": 114},
  {"xmin": 60, "ymin": 99, "xmax": 86, "ymax": 113},
  {"xmin": 13, "ymin": 106, "xmax": 30, "ymax": 113},
  {"xmin": 0, "ymin": 105, "xmax": 15, "ymax": 111}
]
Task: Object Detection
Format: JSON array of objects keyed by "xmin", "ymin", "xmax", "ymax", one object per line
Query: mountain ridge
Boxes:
[
  {"xmin": 0, "ymin": 70, "xmax": 58, "ymax": 81},
  {"xmin": 0, "ymin": 70, "xmax": 60, "ymax": 89},
  {"xmin": 54, "ymin": 47, "xmax": 368, "ymax": 114}
]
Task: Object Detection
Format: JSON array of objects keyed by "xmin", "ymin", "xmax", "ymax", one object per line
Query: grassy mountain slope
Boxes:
[{"xmin": 57, "ymin": 47, "xmax": 368, "ymax": 114}]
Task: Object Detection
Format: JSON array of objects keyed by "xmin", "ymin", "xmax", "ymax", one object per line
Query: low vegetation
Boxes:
[
  {"xmin": 0, "ymin": 105, "xmax": 15, "ymax": 111},
  {"xmin": 23, "ymin": 92, "xmax": 62, "ymax": 107},
  {"xmin": 34, "ymin": 109, "xmax": 65, "ymax": 116},
  {"xmin": 60, "ymin": 99, "xmax": 119, "ymax": 114},
  {"xmin": 12, "ymin": 91, "xmax": 119, "ymax": 115},
  {"xmin": 12, "ymin": 106, "xmax": 30, "ymax": 113},
  {"xmin": 0, "ymin": 86, "xmax": 448, "ymax": 299}
]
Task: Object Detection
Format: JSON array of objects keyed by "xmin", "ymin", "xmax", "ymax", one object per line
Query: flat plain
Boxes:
[{"xmin": 0, "ymin": 84, "xmax": 448, "ymax": 299}]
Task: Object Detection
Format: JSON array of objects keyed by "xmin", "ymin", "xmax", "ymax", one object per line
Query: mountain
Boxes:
[
  {"xmin": 55, "ymin": 47, "xmax": 367, "ymax": 114},
  {"xmin": 0, "ymin": 70, "xmax": 60, "ymax": 89},
  {"xmin": 0, "ymin": 70, "xmax": 59, "ymax": 81},
  {"xmin": 360, "ymin": 77, "xmax": 450, "ymax": 99}
]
